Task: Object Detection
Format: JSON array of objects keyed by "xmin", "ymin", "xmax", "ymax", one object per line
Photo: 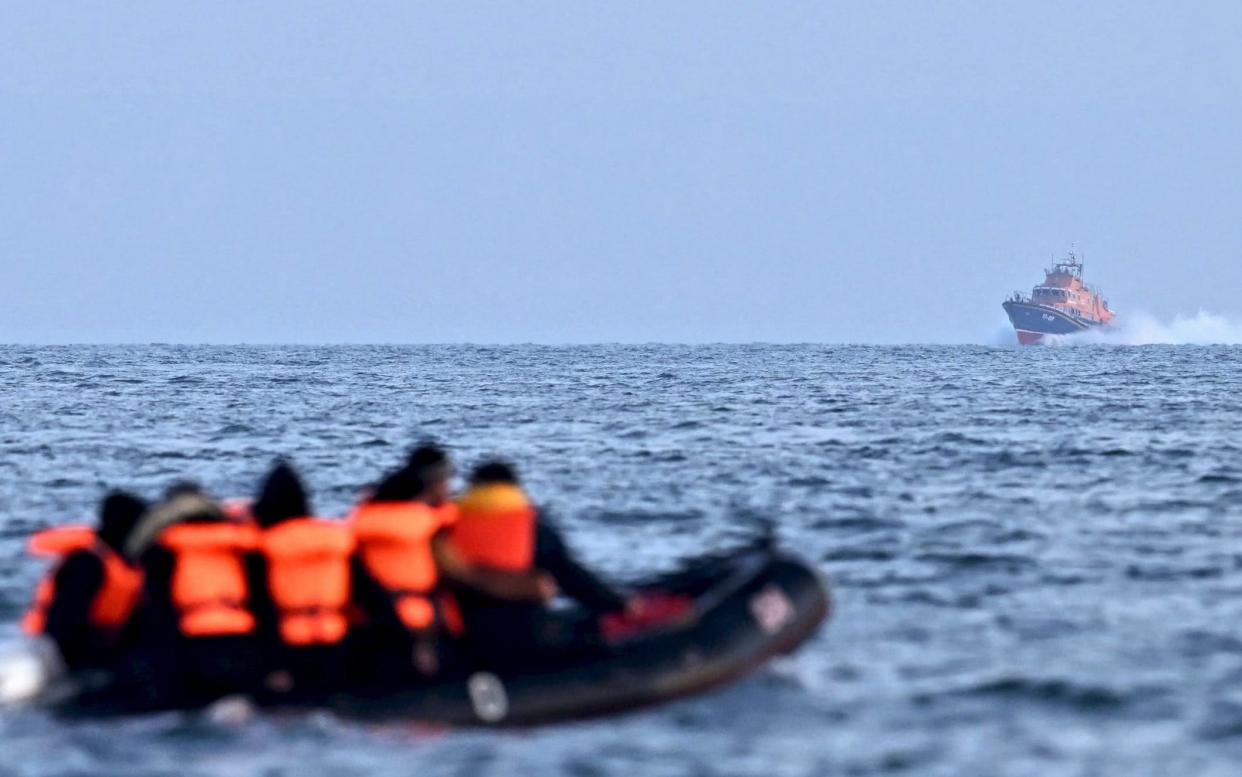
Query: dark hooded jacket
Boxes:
[
  {"xmin": 248, "ymin": 461, "xmax": 313, "ymax": 647},
  {"xmin": 43, "ymin": 491, "xmax": 146, "ymax": 670}
]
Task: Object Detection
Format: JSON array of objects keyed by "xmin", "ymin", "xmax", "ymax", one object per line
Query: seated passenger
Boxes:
[
  {"xmin": 449, "ymin": 461, "xmax": 630, "ymax": 668},
  {"xmin": 23, "ymin": 491, "xmax": 147, "ymax": 672},
  {"xmin": 350, "ymin": 443, "xmax": 546, "ymax": 681},
  {"xmin": 129, "ymin": 482, "xmax": 265, "ymax": 708},
  {"xmin": 250, "ymin": 460, "xmax": 354, "ymax": 698}
]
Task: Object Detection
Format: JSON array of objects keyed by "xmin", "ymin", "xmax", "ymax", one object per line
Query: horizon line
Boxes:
[{"xmin": 0, "ymin": 340, "xmax": 1002, "ymax": 347}]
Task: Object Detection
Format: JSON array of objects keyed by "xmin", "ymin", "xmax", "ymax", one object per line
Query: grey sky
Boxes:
[{"xmin": 3, "ymin": 2, "xmax": 1240, "ymax": 343}]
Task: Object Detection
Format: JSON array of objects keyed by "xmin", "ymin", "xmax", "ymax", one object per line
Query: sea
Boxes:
[{"xmin": 2, "ymin": 343, "xmax": 1242, "ymax": 777}]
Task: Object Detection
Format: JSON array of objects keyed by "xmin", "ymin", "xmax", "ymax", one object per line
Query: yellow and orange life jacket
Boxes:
[
  {"xmin": 22, "ymin": 526, "xmax": 144, "ymax": 639},
  {"xmin": 259, "ymin": 518, "xmax": 355, "ymax": 646},
  {"xmin": 160, "ymin": 522, "xmax": 259, "ymax": 638},
  {"xmin": 449, "ymin": 483, "xmax": 537, "ymax": 572},
  {"xmin": 352, "ymin": 501, "xmax": 450, "ymax": 631}
]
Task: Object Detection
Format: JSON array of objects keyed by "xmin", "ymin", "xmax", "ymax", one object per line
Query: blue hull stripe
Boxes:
[{"xmin": 1002, "ymin": 302, "xmax": 1098, "ymax": 336}]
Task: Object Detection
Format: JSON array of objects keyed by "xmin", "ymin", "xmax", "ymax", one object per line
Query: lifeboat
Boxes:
[{"xmin": 1002, "ymin": 249, "xmax": 1116, "ymax": 345}]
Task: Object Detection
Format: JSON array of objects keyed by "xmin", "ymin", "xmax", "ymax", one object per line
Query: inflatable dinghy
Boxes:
[
  {"xmin": 24, "ymin": 543, "xmax": 830, "ymax": 726},
  {"xmin": 335, "ymin": 545, "xmax": 830, "ymax": 726}
]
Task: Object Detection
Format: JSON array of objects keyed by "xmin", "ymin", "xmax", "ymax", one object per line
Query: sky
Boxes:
[{"xmin": 2, "ymin": 2, "xmax": 1241, "ymax": 344}]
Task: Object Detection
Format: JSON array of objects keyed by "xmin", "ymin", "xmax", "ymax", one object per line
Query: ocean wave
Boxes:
[{"xmin": 929, "ymin": 676, "xmax": 1158, "ymax": 712}]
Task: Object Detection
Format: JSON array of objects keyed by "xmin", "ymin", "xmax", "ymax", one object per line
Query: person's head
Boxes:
[
  {"xmin": 158, "ymin": 478, "xmax": 222, "ymax": 525},
  {"xmin": 252, "ymin": 459, "xmax": 311, "ymax": 528},
  {"xmin": 468, "ymin": 460, "xmax": 520, "ymax": 488},
  {"xmin": 96, "ymin": 490, "xmax": 148, "ymax": 554},
  {"xmin": 369, "ymin": 466, "xmax": 419, "ymax": 503},
  {"xmin": 125, "ymin": 481, "xmax": 221, "ymax": 558},
  {"xmin": 407, "ymin": 442, "xmax": 453, "ymax": 505},
  {"xmin": 163, "ymin": 480, "xmax": 206, "ymax": 502}
]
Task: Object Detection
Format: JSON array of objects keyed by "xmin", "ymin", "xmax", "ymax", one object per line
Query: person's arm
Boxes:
[
  {"xmin": 135, "ymin": 545, "xmax": 180, "ymax": 643},
  {"xmin": 348, "ymin": 555, "xmax": 404, "ymax": 630},
  {"xmin": 43, "ymin": 552, "xmax": 104, "ymax": 669},
  {"xmin": 535, "ymin": 520, "xmax": 627, "ymax": 613},
  {"xmin": 244, "ymin": 553, "xmax": 278, "ymax": 645},
  {"xmin": 432, "ymin": 533, "xmax": 553, "ymax": 602}
]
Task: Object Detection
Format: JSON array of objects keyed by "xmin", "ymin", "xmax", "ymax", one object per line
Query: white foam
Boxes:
[
  {"xmin": 0, "ymin": 637, "xmax": 63, "ymax": 704},
  {"xmin": 988, "ymin": 319, "xmax": 1021, "ymax": 346},
  {"xmin": 204, "ymin": 694, "xmax": 258, "ymax": 726},
  {"xmin": 1033, "ymin": 311, "xmax": 1242, "ymax": 346}
]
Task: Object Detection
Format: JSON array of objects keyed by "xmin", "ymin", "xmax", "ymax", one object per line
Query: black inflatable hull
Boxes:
[
  {"xmin": 55, "ymin": 548, "xmax": 830, "ymax": 726},
  {"xmin": 337, "ymin": 550, "xmax": 830, "ymax": 726}
]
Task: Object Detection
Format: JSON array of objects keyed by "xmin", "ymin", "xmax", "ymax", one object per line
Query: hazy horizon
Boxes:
[{"xmin": 4, "ymin": 3, "xmax": 1241, "ymax": 345}]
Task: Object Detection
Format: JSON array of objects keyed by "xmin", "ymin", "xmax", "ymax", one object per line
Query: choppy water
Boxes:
[{"xmin": 3, "ymin": 344, "xmax": 1242, "ymax": 777}]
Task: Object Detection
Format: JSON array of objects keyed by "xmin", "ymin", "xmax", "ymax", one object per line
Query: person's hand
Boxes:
[
  {"xmin": 412, "ymin": 640, "xmax": 440, "ymax": 676},
  {"xmin": 264, "ymin": 670, "xmax": 294, "ymax": 694},
  {"xmin": 624, "ymin": 595, "xmax": 649, "ymax": 618},
  {"xmin": 535, "ymin": 573, "xmax": 559, "ymax": 602}
]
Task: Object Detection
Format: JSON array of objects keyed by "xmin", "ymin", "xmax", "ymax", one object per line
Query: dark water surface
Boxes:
[{"xmin": 3, "ymin": 344, "xmax": 1242, "ymax": 777}]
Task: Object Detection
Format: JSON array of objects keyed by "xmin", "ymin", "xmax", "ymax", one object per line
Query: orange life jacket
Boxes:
[
  {"xmin": 160, "ymin": 522, "xmax": 259, "ymax": 637},
  {"xmin": 260, "ymin": 518, "xmax": 355, "ymax": 646},
  {"xmin": 22, "ymin": 526, "xmax": 144, "ymax": 638},
  {"xmin": 430, "ymin": 501, "xmax": 459, "ymax": 527},
  {"xmin": 352, "ymin": 501, "xmax": 447, "ymax": 631},
  {"xmin": 450, "ymin": 483, "xmax": 537, "ymax": 572}
]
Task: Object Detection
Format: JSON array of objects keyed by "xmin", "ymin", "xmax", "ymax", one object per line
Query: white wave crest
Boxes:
[
  {"xmin": 988, "ymin": 320, "xmax": 1021, "ymax": 346},
  {"xmin": 1042, "ymin": 311, "xmax": 1242, "ymax": 346}
]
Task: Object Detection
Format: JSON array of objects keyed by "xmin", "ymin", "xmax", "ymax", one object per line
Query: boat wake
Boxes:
[{"xmin": 1043, "ymin": 310, "xmax": 1242, "ymax": 346}]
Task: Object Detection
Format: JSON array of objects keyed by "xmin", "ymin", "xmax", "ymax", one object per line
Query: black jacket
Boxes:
[
  {"xmin": 452, "ymin": 516, "xmax": 627, "ymax": 616},
  {"xmin": 42, "ymin": 550, "xmax": 130, "ymax": 670}
]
